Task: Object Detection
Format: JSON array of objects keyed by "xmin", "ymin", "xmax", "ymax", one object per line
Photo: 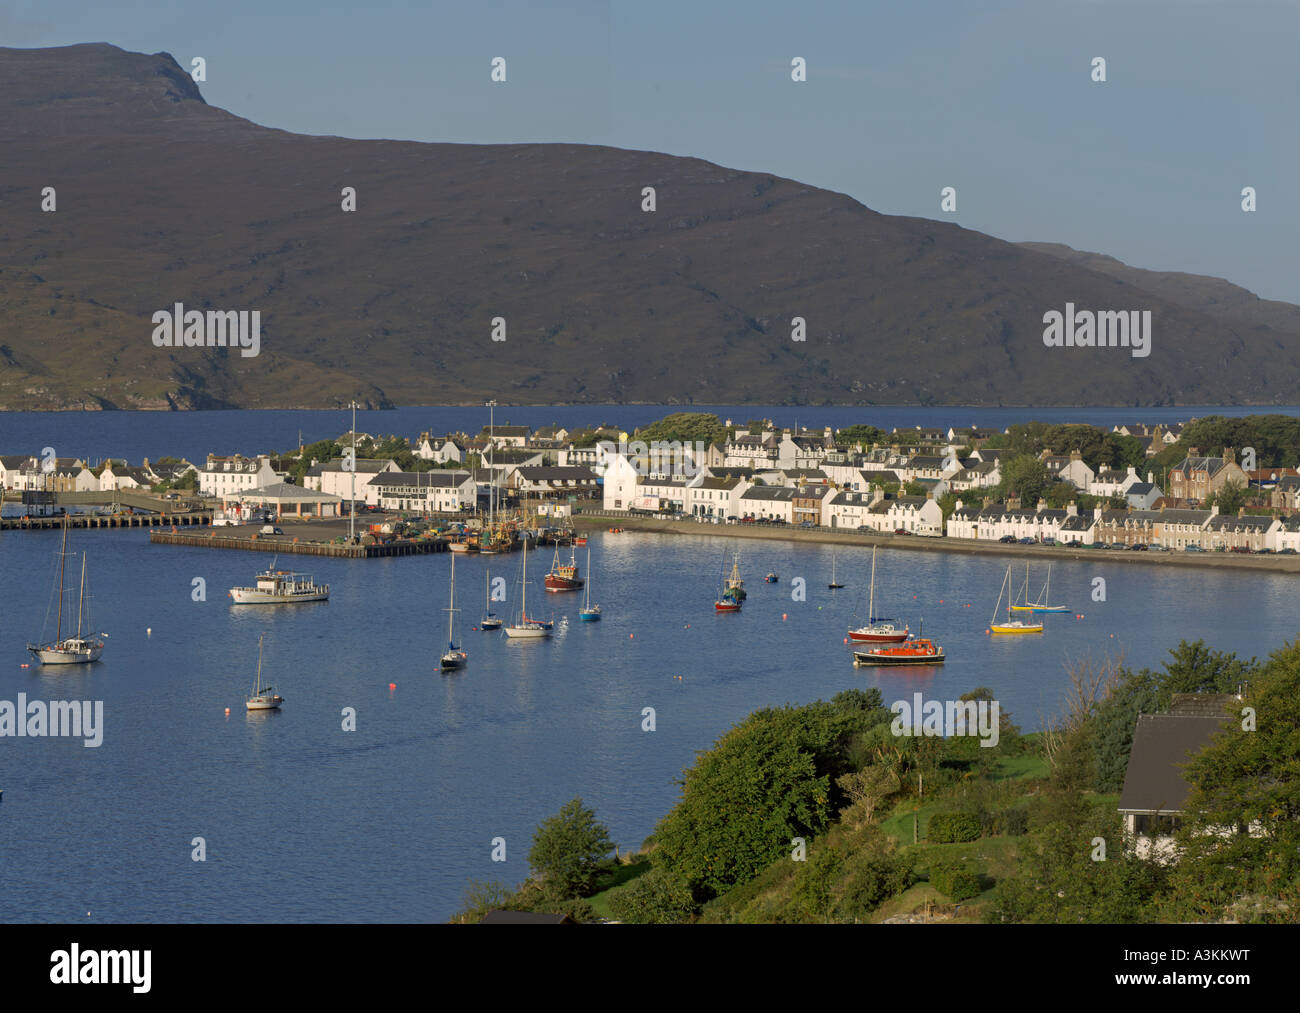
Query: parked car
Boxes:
[
  {"xmin": 799, "ymin": 520, "xmax": 814, "ymax": 528},
  {"xmin": 1229, "ymin": 546, "xmax": 1251, "ymax": 554},
  {"xmin": 1090, "ymin": 542, "xmax": 1109, "ymax": 549},
  {"xmin": 1018, "ymin": 537, "xmax": 1035, "ymax": 545},
  {"xmin": 1184, "ymin": 544, "xmax": 1206, "ymax": 552},
  {"xmin": 1041, "ymin": 537, "xmax": 1056, "ymax": 545},
  {"xmin": 1129, "ymin": 543, "xmax": 1148, "ymax": 551},
  {"xmin": 1148, "ymin": 544, "xmax": 1168, "ymax": 552},
  {"xmin": 999, "ymin": 535, "xmax": 1017, "ymax": 544},
  {"xmin": 261, "ymin": 524, "xmax": 284, "ymax": 535},
  {"xmin": 1280, "ymin": 547, "xmax": 1297, "ymax": 555},
  {"xmin": 894, "ymin": 528, "xmax": 911, "ymax": 536}
]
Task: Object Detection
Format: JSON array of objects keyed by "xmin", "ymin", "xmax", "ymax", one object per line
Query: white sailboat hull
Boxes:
[
  {"xmin": 245, "ymin": 695, "xmax": 283, "ymax": 711},
  {"xmin": 504, "ymin": 625, "xmax": 550, "ymax": 639},
  {"xmin": 28, "ymin": 641, "xmax": 104, "ymax": 664}
]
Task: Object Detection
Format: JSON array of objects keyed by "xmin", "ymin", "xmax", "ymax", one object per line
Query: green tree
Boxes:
[
  {"xmin": 834, "ymin": 424, "xmax": 884, "ymax": 450},
  {"xmin": 527, "ymin": 798, "xmax": 614, "ymax": 899},
  {"xmin": 997, "ymin": 455, "xmax": 1051, "ymax": 505}
]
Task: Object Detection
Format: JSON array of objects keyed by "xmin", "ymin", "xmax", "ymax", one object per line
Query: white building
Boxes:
[
  {"xmin": 198, "ymin": 455, "xmax": 282, "ymax": 498},
  {"xmin": 366, "ymin": 471, "xmax": 476, "ymax": 513},
  {"xmin": 303, "ymin": 458, "xmax": 400, "ymax": 506}
]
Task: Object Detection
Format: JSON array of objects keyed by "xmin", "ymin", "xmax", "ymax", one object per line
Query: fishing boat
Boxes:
[
  {"xmin": 574, "ymin": 536, "xmax": 588, "ymax": 546},
  {"xmin": 229, "ymin": 561, "xmax": 329, "ymax": 604},
  {"xmin": 847, "ymin": 546, "xmax": 909, "ymax": 644},
  {"xmin": 544, "ymin": 544, "xmax": 584, "ymax": 592},
  {"xmin": 505, "ymin": 541, "xmax": 552, "ymax": 639},
  {"xmin": 27, "ymin": 517, "xmax": 106, "ymax": 665},
  {"xmin": 765, "ymin": 572, "xmax": 779, "ymax": 583},
  {"xmin": 990, "ymin": 564, "xmax": 1044, "ymax": 635},
  {"xmin": 723, "ymin": 554, "xmax": 746, "ymax": 600},
  {"xmin": 828, "ymin": 549, "xmax": 844, "ymax": 589},
  {"xmin": 440, "ymin": 552, "xmax": 468, "ymax": 670},
  {"xmin": 1009, "ymin": 562, "xmax": 1070, "ymax": 613},
  {"xmin": 245, "ymin": 634, "xmax": 284, "ymax": 711},
  {"xmin": 481, "ymin": 570, "xmax": 502, "ymax": 630},
  {"xmin": 853, "ymin": 638, "xmax": 944, "ymax": 667},
  {"xmin": 716, "ymin": 552, "xmax": 744, "ymax": 612},
  {"xmin": 578, "ymin": 544, "xmax": 602, "ymax": 621}
]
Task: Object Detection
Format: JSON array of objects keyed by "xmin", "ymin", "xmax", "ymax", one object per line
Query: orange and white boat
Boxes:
[{"xmin": 853, "ymin": 637, "xmax": 944, "ymax": 667}]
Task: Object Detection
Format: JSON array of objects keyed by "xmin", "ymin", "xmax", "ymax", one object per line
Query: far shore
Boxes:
[{"xmin": 572, "ymin": 512, "xmax": 1300, "ymax": 574}]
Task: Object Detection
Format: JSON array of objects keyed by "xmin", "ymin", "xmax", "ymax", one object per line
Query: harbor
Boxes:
[{"xmin": 148, "ymin": 521, "xmax": 450, "ymax": 558}]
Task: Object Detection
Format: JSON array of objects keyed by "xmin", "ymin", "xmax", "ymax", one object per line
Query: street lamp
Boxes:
[
  {"xmin": 486, "ymin": 399, "xmax": 497, "ymax": 537},
  {"xmin": 349, "ymin": 400, "xmax": 360, "ymax": 541}
]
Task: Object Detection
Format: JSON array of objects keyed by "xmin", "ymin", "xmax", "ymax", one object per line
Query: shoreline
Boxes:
[{"xmin": 573, "ymin": 512, "xmax": 1300, "ymax": 574}]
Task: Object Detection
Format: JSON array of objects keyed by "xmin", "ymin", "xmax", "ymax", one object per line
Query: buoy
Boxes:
[
  {"xmin": 224, "ymin": 707, "xmax": 230, "ymax": 716},
  {"xmin": 782, "ymin": 613, "xmax": 788, "ymax": 621},
  {"xmin": 843, "ymin": 637, "xmax": 848, "ymax": 644},
  {"xmin": 146, "ymin": 627, "xmax": 152, "ymax": 636},
  {"xmin": 939, "ymin": 599, "xmax": 944, "ymax": 604},
  {"xmin": 629, "ymin": 633, "xmax": 634, "ymax": 639},
  {"xmin": 986, "ymin": 629, "xmax": 991, "ymax": 635},
  {"xmin": 388, "ymin": 682, "xmax": 396, "ymax": 690},
  {"xmin": 20, "ymin": 663, "xmax": 28, "ymax": 668}
]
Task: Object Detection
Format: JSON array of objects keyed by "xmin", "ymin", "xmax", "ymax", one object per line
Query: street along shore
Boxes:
[{"xmin": 574, "ymin": 512, "xmax": 1300, "ymax": 574}]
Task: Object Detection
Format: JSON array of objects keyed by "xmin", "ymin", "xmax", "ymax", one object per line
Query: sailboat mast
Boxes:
[
  {"xmin": 447, "ymin": 551, "xmax": 456, "ymax": 644},
  {"xmin": 868, "ymin": 546, "xmax": 876, "ymax": 622},
  {"xmin": 55, "ymin": 518, "xmax": 68, "ymax": 642},
  {"xmin": 520, "ymin": 540, "xmax": 527, "ymax": 619},
  {"xmin": 77, "ymin": 552, "xmax": 86, "ymax": 637},
  {"xmin": 584, "ymin": 543, "xmax": 592, "ymax": 607},
  {"xmin": 256, "ymin": 634, "xmax": 264, "ymax": 693}
]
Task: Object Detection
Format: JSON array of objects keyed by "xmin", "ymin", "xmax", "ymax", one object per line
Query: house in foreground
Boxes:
[{"xmin": 1117, "ymin": 694, "xmax": 1239, "ymax": 862}]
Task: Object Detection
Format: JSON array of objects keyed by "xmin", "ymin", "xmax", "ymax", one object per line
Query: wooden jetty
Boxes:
[{"xmin": 2, "ymin": 511, "xmax": 211, "ymax": 531}]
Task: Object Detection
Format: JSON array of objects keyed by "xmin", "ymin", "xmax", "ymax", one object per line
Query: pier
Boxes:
[
  {"xmin": 1, "ymin": 510, "xmax": 211, "ymax": 530},
  {"xmin": 149, "ymin": 528, "xmax": 449, "ymax": 558}
]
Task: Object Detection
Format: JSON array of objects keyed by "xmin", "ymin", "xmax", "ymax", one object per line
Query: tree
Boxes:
[
  {"xmin": 834, "ymin": 424, "xmax": 884, "ymax": 450},
  {"xmin": 1207, "ymin": 478, "xmax": 1247, "ymax": 515},
  {"xmin": 527, "ymin": 798, "xmax": 614, "ymax": 899},
  {"xmin": 997, "ymin": 455, "xmax": 1051, "ymax": 506},
  {"xmin": 635, "ymin": 412, "xmax": 728, "ymax": 450}
]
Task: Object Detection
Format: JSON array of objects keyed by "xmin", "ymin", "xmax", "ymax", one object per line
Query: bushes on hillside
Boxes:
[
  {"xmin": 927, "ymin": 812, "xmax": 981, "ymax": 843},
  {"xmin": 930, "ymin": 860, "xmax": 982, "ymax": 902},
  {"xmin": 607, "ymin": 868, "xmax": 698, "ymax": 924}
]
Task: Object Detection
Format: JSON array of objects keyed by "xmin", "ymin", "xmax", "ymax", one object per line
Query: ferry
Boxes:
[{"xmin": 229, "ymin": 567, "xmax": 329, "ymax": 605}]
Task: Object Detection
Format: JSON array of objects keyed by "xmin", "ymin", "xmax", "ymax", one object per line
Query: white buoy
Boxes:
[{"xmin": 146, "ymin": 627, "xmax": 152, "ymax": 636}]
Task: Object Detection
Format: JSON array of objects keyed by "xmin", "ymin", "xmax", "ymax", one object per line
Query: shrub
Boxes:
[
  {"xmin": 930, "ymin": 862, "xmax": 982, "ymax": 902},
  {"xmin": 927, "ymin": 812, "xmax": 981, "ymax": 843},
  {"xmin": 608, "ymin": 868, "xmax": 698, "ymax": 924},
  {"xmin": 1000, "ymin": 808, "xmax": 1029, "ymax": 836},
  {"xmin": 836, "ymin": 846, "xmax": 916, "ymax": 920}
]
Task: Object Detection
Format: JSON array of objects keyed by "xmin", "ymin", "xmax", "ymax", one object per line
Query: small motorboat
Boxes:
[{"xmin": 765, "ymin": 572, "xmax": 779, "ymax": 583}]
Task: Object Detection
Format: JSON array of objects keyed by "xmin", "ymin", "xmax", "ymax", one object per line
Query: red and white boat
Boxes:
[
  {"xmin": 853, "ymin": 637, "xmax": 944, "ymax": 667},
  {"xmin": 847, "ymin": 546, "xmax": 909, "ymax": 643},
  {"xmin": 544, "ymin": 546, "xmax": 584, "ymax": 592}
]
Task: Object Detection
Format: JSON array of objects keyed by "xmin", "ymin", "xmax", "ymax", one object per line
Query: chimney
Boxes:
[
  {"xmin": 1070, "ymin": 450, "xmax": 1081, "ymax": 461},
  {"xmin": 1036, "ymin": 498, "xmax": 1047, "ymax": 511},
  {"xmin": 1224, "ymin": 447, "xmax": 1235, "ymax": 464},
  {"xmin": 1189, "ymin": 447, "xmax": 1200, "ymax": 457}
]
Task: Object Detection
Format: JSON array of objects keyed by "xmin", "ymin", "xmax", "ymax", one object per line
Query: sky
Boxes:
[{"xmin": 4, "ymin": 0, "xmax": 1297, "ymax": 302}]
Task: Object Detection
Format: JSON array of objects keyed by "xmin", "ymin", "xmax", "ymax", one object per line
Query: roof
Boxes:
[
  {"xmin": 513, "ymin": 466, "xmax": 599, "ymax": 482},
  {"xmin": 240, "ymin": 482, "xmax": 342, "ymax": 504},
  {"xmin": 1117, "ymin": 713, "xmax": 1231, "ymax": 815},
  {"xmin": 368, "ymin": 471, "xmax": 472, "ymax": 489},
  {"xmin": 305, "ymin": 458, "xmax": 395, "ymax": 476},
  {"xmin": 481, "ymin": 425, "xmax": 530, "ymax": 438},
  {"xmin": 479, "ymin": 910, "xmax": 576, "ymax": 925}
]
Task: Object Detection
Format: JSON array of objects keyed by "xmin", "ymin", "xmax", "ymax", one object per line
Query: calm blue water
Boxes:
[
  {"xmin": 0, "ymin": 404, "xmax": 1293, "ymax": 466},
  {"xmin": 0, "ymin": 525, "xmax": 1294, "ymax": 922}
]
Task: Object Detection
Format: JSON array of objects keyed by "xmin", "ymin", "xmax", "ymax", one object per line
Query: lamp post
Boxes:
[
  {"xmin": 486, "ymin": 399, "xmax": 497, "ymax": 537},
  {"xmin": 349, "ymin": 400, "xmax": 359, "ymax": 542}
]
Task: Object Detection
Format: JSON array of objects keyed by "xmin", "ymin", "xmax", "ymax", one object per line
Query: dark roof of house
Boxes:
[
  {"xmin": 479, "ymin": 910, "xmax": 576, "ymax": 925},
  {"xmin": 368, "ymin": 471, "xmax": 471, "ymax": 488},
  {"xmin": 513, "ymin": 466, "xmax": 599, "ymax": 482},
  {"xmin": 1117, "ymin": 713, "xmax": 1231, "ymax": 814},
  {"xmin": 481, "ymin": 425, "xmax": 530, "ymax": 438},
  {"xmin": 306, "ymin": 458, "xmax": 395, "ymax": 476},
  {"xmin": 1127, "ymin": 482, "xmax": 1156, "ymax": 496}
]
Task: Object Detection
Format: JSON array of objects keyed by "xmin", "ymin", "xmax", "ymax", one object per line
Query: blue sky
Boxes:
[{"xmin": 5, "ymin": 0, "xmax": 1297, "ymax": 302}]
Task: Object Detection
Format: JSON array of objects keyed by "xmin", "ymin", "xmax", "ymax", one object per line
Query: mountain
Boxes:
[{"xmin": 3, "ymin": 42, "xmax": 1299, "ymax": 410}]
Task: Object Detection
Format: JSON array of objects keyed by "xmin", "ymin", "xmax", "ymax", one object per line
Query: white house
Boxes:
[
  {"xmin": 303, "ymin": 458, "xmax": 400, "ymax": 506},
  {"xmin": 739, "ymin": 486, "xmax": 795, "ymax": 522},
  {"xmin": 687, "ymin": 475, "xmax": 751, "ymax": 519},
  {"xmin": 366, "ymin": 471, "xmax": 476, "ymax": 513},
  {"xmin": 198, "ymin": 455, "xmax": 283, "ymax": 498}
]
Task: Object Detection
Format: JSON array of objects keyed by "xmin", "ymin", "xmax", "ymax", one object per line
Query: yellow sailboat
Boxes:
[{"xmin": 990, "ymin": 564, "xmax": 1043, "ymax": 635}]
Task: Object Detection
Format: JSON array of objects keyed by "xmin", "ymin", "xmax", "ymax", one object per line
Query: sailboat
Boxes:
[
  {"xmin": 441, "ymin": 552, "xmax": 468, "ymax": 669},
  {"xmin": 504, "ymin": 540, "xmax": 552, "ymax": 638},
  {"xmin": 990, "ymin": 564, "xmax": 1044, "ymax": 635},
  {"xmin": 578, "ymin": 543, "xmax": 602, "ymax": 621},
  {"xmin": 828, "ymin": 548, "xmax": 844, "ymax": 589},
  {"xmin": 245, "ymin": 634, "xmax": 284, "ymax": 710},
  {"xmin": 1010, "ymin": 562, "xmax": 1070, "ymax": 613},
  {"xmin": 27, "ymin": 517, "xmax": 106, "ymax": 664},
  {"xmin": 481, "ymin": 569, "xmax": 503, "ymax": 630},
  {"xmin": 847, "ymin": 546, "xmax": 909, "ymax": 643}
]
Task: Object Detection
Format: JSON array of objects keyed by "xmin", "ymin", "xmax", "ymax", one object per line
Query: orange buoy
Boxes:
[
  {"xmin": 629, "ymin": 633, "xmax": 634, "ymax": 639},
  {"xmin": 388, "ymin": 682, "xmax": 397, "ymax": 690},
  {"xmin": 20, "ymin": 663, "xmax": 29, "ymax": 668},
  {"xmin": 782, "ymin": 613, "xmax": 788, "ymax": 620},
  {"xmin": 224, "ymin": 707, "xmax": 230, "ymax": 715}
]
